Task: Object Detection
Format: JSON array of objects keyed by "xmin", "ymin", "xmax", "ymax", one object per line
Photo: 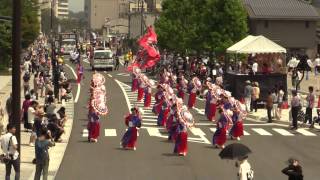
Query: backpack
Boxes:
[
  {"xmin": 23, "ymin": 73, "xmax": 30, "ymax": 82},
  {"xmin": 247, "ymin": 168, "xmax": 254, "ymax": 180}
]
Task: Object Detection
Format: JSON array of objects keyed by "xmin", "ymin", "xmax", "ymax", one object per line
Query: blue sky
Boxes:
[{"xmin": 69, "ymin": 0, "xmax": 84, "ymax": 12}]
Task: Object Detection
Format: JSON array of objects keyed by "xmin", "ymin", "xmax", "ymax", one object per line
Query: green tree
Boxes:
[
  {"xmin": 0, "ymin": 0, "xmax": 40, "ymax": 69},
  {"xmin": 155, "ymin": 0, "xmax": 248, "ymax": 55}
]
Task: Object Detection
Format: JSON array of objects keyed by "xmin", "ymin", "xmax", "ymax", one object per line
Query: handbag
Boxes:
[{"xmin": 0, "ymin": 136, "xmax": 13, "ymax": 164}]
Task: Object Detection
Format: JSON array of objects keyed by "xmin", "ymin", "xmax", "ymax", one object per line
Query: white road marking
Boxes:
[
  {"xmin": 272, "ymin": 128, "xmax": 294, "ymax": 136},
  {"xmin": 143, "ymin": 115, "xmax": 157, "ymax": 118},
  {"xmin": 143, "ymin": 119, "xmax": 157, "ymax": 122},
  {"xmin": 115, "ymin": 79, "xmax": 131, "ymax": 111},
  {"xmin": 142, "ymin": 122, "xmax": 158, "ymax": 126},
  {"xmin": 296, "ymin": 129, "xmax": 317, "ymax": 136},
  {"xmin": 252, "ymin": 128, "xmax": 272, "ymax": 136},
  {"xmin": 82, "ymin": 129, "xmax": 88, "ymax": 137},
  {"xmin": 210, "ymin": 128, "xmax": 249, "ymax": 136},
  {"xmin": 83, "ymin": 58, "xmax": 90, "ymax": 64},
  {"xmin": 146, "ymin": 128, "xmax": 164, "ymax": 137},
  {"xmin": 65, "ymin": 64, "xmax": 80, "ymax": 103},
  {"xmin": 105, "ymin": 129, "xmax": 117, "ymax": 136},
  {"xmin": 189, "ymin": 127, "xmax": 211, "ymax": 144}
]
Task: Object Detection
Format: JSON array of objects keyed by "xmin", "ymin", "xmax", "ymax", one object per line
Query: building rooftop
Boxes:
[{"xmin": 243, "ymin": 0, "xmax": 320, "ymax": 20}]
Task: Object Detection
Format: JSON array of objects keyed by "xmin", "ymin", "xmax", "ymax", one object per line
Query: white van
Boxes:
[{"xmin": 91, "ymin": 48, "xmax": 114, "ymax": 71}]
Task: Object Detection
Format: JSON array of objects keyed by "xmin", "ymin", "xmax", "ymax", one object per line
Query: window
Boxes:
[
  {"xmin": 264, "ymin": 20, "xmax": 269, "ymax": 28},
  {"xmin": 305, "ymin": 21, "xmax": 309, "ymax": 28}
]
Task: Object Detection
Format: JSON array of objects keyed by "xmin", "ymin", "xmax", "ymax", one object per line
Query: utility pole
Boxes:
[
  {"xmin": 140, "ymin": 0, "xmax": 144, "ymax": 36},
  {"xmin": 12, "ymin": 0, "xmax": 21, "ymax": 151},
  {"xmin": 51, "ymin": 0, "xmax": 59, "ymax": 98}
]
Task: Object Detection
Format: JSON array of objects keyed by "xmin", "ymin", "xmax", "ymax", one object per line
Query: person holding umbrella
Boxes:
[
  {"xmin": 281, "ymin": 158, "xmax": 303, "ymax": 180},
  {"xmin": 236, "ymin": 156, "xmax": 253, "ymax": 180},
  {"xmin": 219, "ymin": 143, "xmax": 253, "ymax": 180}
]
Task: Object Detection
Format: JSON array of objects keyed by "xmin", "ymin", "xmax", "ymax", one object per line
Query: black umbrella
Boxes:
[{"xmin": 219, "ymin": 143, "xmax": 252, "ymax": 160}]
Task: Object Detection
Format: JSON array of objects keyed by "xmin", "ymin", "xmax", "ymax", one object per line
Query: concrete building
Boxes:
[
  {"xmin": 243, "ymin": 0, "xmax": 320, "ymax": 57},
  {"xmin": 55, "ymin": 0, "xmax": 69, "ymax": 19},
  {"xmin": 85, "ymin": 0, "xmax": 128, "ymax": 30}
]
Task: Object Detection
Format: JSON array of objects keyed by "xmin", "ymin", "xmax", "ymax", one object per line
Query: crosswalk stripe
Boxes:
[
  {"xmin": 143, "ymin": 122, "xmax": 157, "ymax": 126},
  {"xmin": 296, "ymin": 129, "xmax": 317, "ymax": 136},
  {"xmin": 143, "ymin": 118, "xmax": 157, "ymax": 122},
  {"xmin": 82, "ymin": 129, "xmax": 88, "ymax": 137},
  {"xmin": 146, "ymin": 128, "xmax": 163, "ymax": 137},
  {"xmin": 104, "ymin": 129, "xmax": 117, "ymax": 136},
  {"xmin": 143, "ymin": 115, "xmax": 157, "ymax": 118},
  {"xmin": 190, "ymin": 128, "xmax": 206, "ymax": 136},
  {"xmin": 252, "ymin": 128, "xmax": 272, "ymax": 136},
  {"xmin": 272, "ymin": 128, "xmax": 294, "ymax": 136},
  {"xmin": 209, "ymin": 128, "xmax": 250, "ymax": 136}
]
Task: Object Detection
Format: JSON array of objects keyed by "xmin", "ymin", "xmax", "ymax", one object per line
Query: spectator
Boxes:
[
  {"xmin": 0, "ymin": 124, "xmax": 20, "ymax": 180},
  {"xmin": 28, "ymin": 101, "xmax": 38, "ymax": 146},
  {"xmin": 251, "ymin": 82, "xmax": 260, "ymax": 112},
  {"xmin": 282, "ymin": 158, "xmax": 303, "ymax": 180},
  {"xmin": 305, "ymin": 86, "xmax": 315, "ymax": 128},
  {"xmin": 30, "ymin": 89, "xmax": 37, "ymax": 101},
  {"xmin": 291, "ymin": 90, "xmax": 301, "ymax": 130},
  {"xmin": 23, "ymin": 71, "xmax": 31, "ymax": 95},
  {"xmin": 0, "ymin": 102, "xmax": 4, "ymax": 135},
  {"xmin": 115, "ymin": 56, "xmax": 120, "ymax": 70},
  {"xmin": 244, "ymin": 80, "xmax": 253, "ymax": 112},
  {"xmin": 266, "ymin": 91, "xmax": 273, "ymax": 123},
  {"xmin": 271, "ymin": 89, "xmax": 278, "ymax": 119},
  {"xmin": 252, "ymin": 60, "xmax": 258, "ymax": 75},
  {"xmin": 22, "ymin": 94, "xmax": 32, "ymax": 131},
  {"xmin": 47, "ymin": 114, "xmax": 64, "ymax": 142},
  {"xmin": 45, "ymin": 96, "xmax": 56, "ymax": 118},
  {"xmin": 5, "ymin": 93, "xmax": 12, "ymax": 123},
  {"xmin": 33, "ymin": 72, "xmax": 39, "ymax": 100},
  {"xmin": 34, "ymin": 128, "xmax": 55, "ymax": 180},
  {"xmin": 236, "ymin": 156, "xmax": 252, "ymax": 180},
  {"xmin": 38, "ymin": 72, "xmax": 45, "ymax": 98},
  {"xmin": 56, "ymin": 107, "xmax": 67, "ymax": 127},
  {"xmin": 277, "ymin": 87, "xmax": 285, "ymax": 120}
]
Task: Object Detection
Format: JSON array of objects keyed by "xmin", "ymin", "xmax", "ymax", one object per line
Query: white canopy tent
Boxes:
[{"xmin": 227, "ymin": 35, "xmax": 287, "ymax": 54}]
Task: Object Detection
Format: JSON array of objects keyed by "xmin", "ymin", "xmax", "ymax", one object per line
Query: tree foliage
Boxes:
[
  {"xmin": 0, "ymin": 0, "xmax": 40, "ymax": 69},
  {"xmin": 155, "ymin": 0, "xmax": 248, "ymax": 55}
]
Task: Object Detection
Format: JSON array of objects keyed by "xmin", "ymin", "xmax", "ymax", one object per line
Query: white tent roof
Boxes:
[{"xmin": 227, "ymin": 35, "xmax": 286, "ymax": 54}]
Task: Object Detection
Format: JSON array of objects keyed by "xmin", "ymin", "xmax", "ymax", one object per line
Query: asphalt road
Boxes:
[{"xmin": 56, "ymin": 61, "xmax": 320, "ymax": 180}]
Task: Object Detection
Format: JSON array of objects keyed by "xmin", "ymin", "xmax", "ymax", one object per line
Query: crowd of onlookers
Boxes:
[{"xmin": 0, "ymin": 36, "xmax": 71, "ymax": 180}]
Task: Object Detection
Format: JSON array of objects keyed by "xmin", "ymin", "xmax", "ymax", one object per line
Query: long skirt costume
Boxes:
[
  {"xmin": 153, "ymin": 90, "xmax": 164, "ymax": 115},
  {"xmin": 157, "ymin": 101, "xmax": 170, "ymax": 126},
  {"xmin": 132, "ymin": 75, "xmax": 139, "ymax": 92},
  {"xmin": 121, "ymin": 114, "xmax": 142, "ymax": 149},
  {"xmin": 174, "ymin": 122, "xmax": 188, "ymax": 156},
  {"xmin": 230, "ymin": 113, "xmax": 244, "ymax": 138},
  {"xmin": 137, "ymin": 80, "xmax": 145, "ymax": 101},
  {"xmin": 188, "ymin": 87, "xmax": 197, "ymax": 109},
  {"xmin": 144, "ymin": 87, "xmax": 152, "ymax": 108},
  {"xmin": 177, "ymin": 83, "xmax": 186, "ymax": 100},
  {"xmin": 87, "ymin": 111, "xmax": 100, "ymax": 140},
  {"xmin": 212, "ymin": 114, "xmax": 228, "ymax": 146},
  {"xmin": 167, "ymin": 111, "xmax": 178, "ymax": 141}
]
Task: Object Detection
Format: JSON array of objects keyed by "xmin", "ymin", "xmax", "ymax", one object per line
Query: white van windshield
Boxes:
[{"xmin": 94, "ymin": 51, "xmax": 112, "ymax": 59}]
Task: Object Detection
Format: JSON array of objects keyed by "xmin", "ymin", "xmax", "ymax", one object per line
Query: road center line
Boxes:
[{"xmin": 115, "ymin": 79, "xmax": 131, "ymax": 111}]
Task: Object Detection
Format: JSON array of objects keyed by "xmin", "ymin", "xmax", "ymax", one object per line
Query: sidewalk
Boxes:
[{"xmin": 0, "ymin": 74, "xmax": 74, "ymax": 180}]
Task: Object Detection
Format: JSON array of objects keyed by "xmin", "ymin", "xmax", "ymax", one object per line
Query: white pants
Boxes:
[
  {"xmin": 245, "ymin": 97, "xmax": 251, "ymax": 112},
  {"xmin": 272, "ymin": 104, "xmax": 278, "ymax": 117}
]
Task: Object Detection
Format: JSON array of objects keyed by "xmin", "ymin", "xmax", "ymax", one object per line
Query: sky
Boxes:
[{"xmin": 69, "ymin": 0, "xmax": 84, "ymax": 12}]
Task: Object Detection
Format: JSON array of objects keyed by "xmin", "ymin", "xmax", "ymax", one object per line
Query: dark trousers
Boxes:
[
  {"xmin": 124, "ymin": 61, "xmax": 129, "ymax": 67},
  {"xmin": 5, "ymin": 157, "xmax": 20, "ymax": 180},
  {"xmin": 292, "ymin": 107, "xmax": 299, "ymax": 128},
  {"xmin": 34, "ymin": 158, "xmax": 49, "ymax": 180},
  {"xmin": 251, "ymin": 99, "xmax": 258, "ymax": 112},
  {"xmin": 305, "ymin": 107, "xmax": 312, "ymax": 124},
  {"xmin": 115, "ymin": 63, "xmax": 120, "ymax": 70},
  {"xmin": 267, "ymin": 107, "xmax": 272, "ymax": 122}
]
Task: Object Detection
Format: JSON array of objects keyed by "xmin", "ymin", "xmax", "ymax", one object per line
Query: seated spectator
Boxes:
[
  {"xmin": 56, "ymin": 107, "xmax": 67, "ymax": 127},
  {"xmin": 47, "ymin": 114, "xmax": 64, "ymax": 142}
]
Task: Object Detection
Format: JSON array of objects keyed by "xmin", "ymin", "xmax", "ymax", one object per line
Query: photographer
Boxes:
[
  {"xmin": 34, "ymin": 128, "xmax": 55, "ymax": 180},
  {"xmin": 281, "ymin": 158, "xmax": 303, "ymax": 180},
  {"xmin": 0, "ymin": 124, "xmax": 19, "ymax": 180}
]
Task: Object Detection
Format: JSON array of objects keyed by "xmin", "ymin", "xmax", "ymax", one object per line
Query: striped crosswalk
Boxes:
[{"xmin": 81, "ymin": 127, "xmax": 319, "ymax": 139}]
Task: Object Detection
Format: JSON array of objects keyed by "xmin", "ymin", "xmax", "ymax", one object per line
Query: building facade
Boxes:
[
  {"xmin": 85, "ymin": 0, "xmax": 128, "ymax": 30},
  {"xmin": 243, "ymin": 0, "xmax": 320, "ymax": 58},
  {"xmin": 55, "ymin": 0, "xmax": 69, "ymax": 19}
]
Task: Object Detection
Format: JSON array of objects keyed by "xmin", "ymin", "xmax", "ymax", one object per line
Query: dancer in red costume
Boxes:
[
  {"xmin": 121, "ymin": 107, "xmax": 142, "ymax": 150},
  {"xmin": 144, "ymin": 85, "xmax": 152, "ymax": 108},
  {"xmin": 188, "ymin": 77, "xmax": 201, "ymax": 109},
  {"xmin": 137, "ymin": 78, "xmax": 145, "ymax": 102}
]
